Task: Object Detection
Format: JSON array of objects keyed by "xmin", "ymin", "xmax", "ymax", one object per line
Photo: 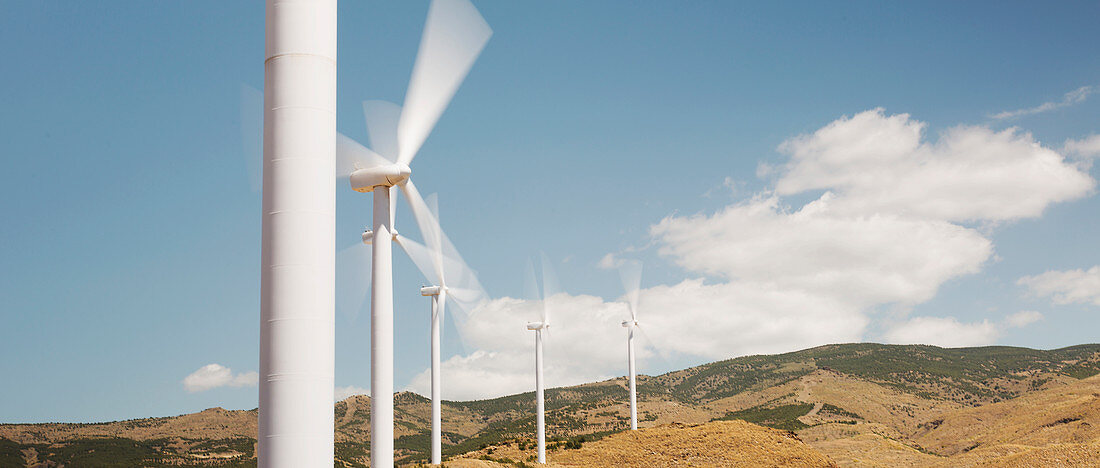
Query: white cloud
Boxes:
[
  {"xmin": 638, "ymin": 279, "xmax": 867, "ymax": 358},
  {"xmin": 415, "ymin": 109, "xmax": 1092, "ymax": 400},
  {"xmin": 774, "ymin": 109, "xmax": 1094, "ymax": 222},
  {"xmin": 1065, "ymin": 134, "xmax": 1100, "ymax": 164},
  {"xmin": 990, "ymin": 85, "xmax": 1094, "ymax": 120},
  {"xmin": 182, "ymin": 364, "xmax": 258, "ymax": 393},
  {"xmin": 651, "ymin": 194, "xmax": 993, "ymax": 308},
  {"xmin": 881, "ymin": 317, "xmax": 1000, "ymax": 348},
  {"xmin": 1018, "ymin": 266, "xmax": 1100, "ymax": 306},
  {"xmin": 1006, "ymin": 310, "xmax": 1043, "ymax": 328},
  {"xmin": 335, "ymin": 386, "xmax": 370, "ymax": 401},
  {"xmin": 881, "ymin": 310, "xmax": 1044, "ymax": 348},
  {"xmin": 597, "ymin": 253, "xmax": 623, "ymax": 270}
]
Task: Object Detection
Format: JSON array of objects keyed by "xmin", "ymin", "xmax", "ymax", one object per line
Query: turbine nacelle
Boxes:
[
  {"xmin": 361, "ymin": 228, "xmax": 399, "ymax": 245},
  {"xmin": 621, "ymin": 320, "xmax": 639, "ymax": 328},
  {"xmin": 421, "ymin": 285, "xmax": 442, "ymax": 296},
  {"xmin": 349, "ymin": 163, "xmax": 412, "ymax": 192},
  {"xmin": 526, "ymin": 321, "xmax": 549, "ymax": 331}
]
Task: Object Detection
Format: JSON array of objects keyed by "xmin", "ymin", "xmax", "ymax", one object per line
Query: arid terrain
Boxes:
[{"xmin": 4, "ymin": 343, "xmax": 1100, "ymax": 467}]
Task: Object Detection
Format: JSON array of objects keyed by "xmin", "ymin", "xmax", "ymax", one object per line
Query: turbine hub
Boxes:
[{"xmin": 349, "ymin": 163, "xmax": 412, "ymax": 192}]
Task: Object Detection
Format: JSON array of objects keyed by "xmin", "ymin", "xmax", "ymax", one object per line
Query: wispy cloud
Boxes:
[
  {"xmin": 182, "ymin": 364, "xmax": 258, "ymax": 393},
  {"xmin": 881, "ymin": 311, "xmax": 1043, "ymax": 348},
  {"xmin": 1019, "ymin": 266, "xmax": 1100, "ymax": 306},
  {"xmin": 990, "ymin": 85, "xmax": 1094, "ymax": 120},
  {"xmin": 1064, "ymin": 134, "xmax": 1100, "ymax": 167},
  {"xmin": 1006, "ymin": 310, "xmax": 1043, "ymax": 328},
  {"xmin": 882, "ymin": 317, "xmax": 1000, "ymax": 348}
]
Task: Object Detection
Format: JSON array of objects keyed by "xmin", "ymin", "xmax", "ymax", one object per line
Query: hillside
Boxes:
[
  {"xmin": 452, "ymin": 420, "xmax": 837, "ymax": 467},
  {"xmin": 3, "ymin": 343, "xmax": 1100, "ymax": 466}
]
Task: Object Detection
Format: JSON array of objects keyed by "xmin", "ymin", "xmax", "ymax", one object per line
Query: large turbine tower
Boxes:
[{"xmin": 259, "ymin": 0, "xmax": 337, "ymax": 466}]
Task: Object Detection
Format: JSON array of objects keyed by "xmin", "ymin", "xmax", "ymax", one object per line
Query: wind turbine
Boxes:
[
  {"xmin": 397, "ymin": 194, "xmax": 487, "ymax": 465},
  {"xmin": 525, "ymin": 254, "xmax": 558, "ymax": 465},
  {"xmin": 618, "ymin": 260, "xmax": 643, "ymax": 431},
  {"xmin": 336, "ymin": 1, "xmax": 491, "ymax": 466}
]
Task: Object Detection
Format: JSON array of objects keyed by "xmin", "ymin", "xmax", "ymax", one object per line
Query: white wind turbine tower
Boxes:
[
  {"xmin": 525, "ymin": 254, "xmax": 558, "ymax": 465},
  {"xmin": 258, "ymin": 0, "xmax": 336, "ymax": 466},
  {"xmin": 336, "ymin": 1, "xmax": 491, "ymax": 466},
  {"xmin": 618, "ymin": 260, "xmax": 644, "ymax": 431}
]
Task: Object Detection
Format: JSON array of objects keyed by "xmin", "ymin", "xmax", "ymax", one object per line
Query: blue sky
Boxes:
[{"xmin": 2, "ymin": 1, "xmax": 1099, "ymax": 423}]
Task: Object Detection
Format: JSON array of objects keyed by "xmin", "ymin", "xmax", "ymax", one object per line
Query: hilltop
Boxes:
[{"xmin": 3, "ymin": 343, "xmax": 1100, "ymax": 466}]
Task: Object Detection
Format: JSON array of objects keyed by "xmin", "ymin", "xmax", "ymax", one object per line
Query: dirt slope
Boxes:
[{"xmin": 910, "ymin": 373, "xmax": 1100, "ymax": 456}]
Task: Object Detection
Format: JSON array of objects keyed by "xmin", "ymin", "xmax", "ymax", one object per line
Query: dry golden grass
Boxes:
[
  {"xmin": 455, "ymin": 420, "xmax": 836, "ymax": 467},
  {"xmin": 911, "ymin": 374, "xmax": 1100, "ymax": 456}
]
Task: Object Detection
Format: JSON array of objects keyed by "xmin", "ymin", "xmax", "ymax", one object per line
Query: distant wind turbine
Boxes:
[
  {"xmin": 618, "ymin": 260, "xmax": 644, "ymax": 431},
  {"xmin": 398, "ymin": 194, "xmax": 487, "ymax": 465},
  {"xmin": 334, "ymin": 0, "xmax": 492, "ymax": 466},
  {"xmin": 525, "ymin": 253, "xmax": 559, "ymax": 465}
]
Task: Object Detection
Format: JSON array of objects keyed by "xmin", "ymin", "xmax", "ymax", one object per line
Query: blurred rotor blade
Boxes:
[
  {"xmin": 397, "ymin": 183, "xmax": 487, "ymax": 318},
  {"xmin": 362, "ymin": 100, "xmax": 401, "ymax": 162},
  {"xmin": 618, "ymin": 259, "xmax": 642, "ymax": 322},
  {"xmin": 394, "ymin": 234, "xmax": 441, "ymax": 287},
  {"xmin": 425, "ymin": 193, "xmax": 445, "ymax": 285},
  {"xmin": 524, "ymin": 258, "xmax": 541, "ymax": 322},
  {"xmin": 336, "ymin": 133, "xmax": 391, "ymax": 179},
  {"xmin": 240, "ymin": 84, "xmax": 263, "ymax": 192},
  {"xmin": 398, "ymin": 180, "xmax": 442, "ymax": 257},
  {"xmin": 397, "ymin": 0, "xmax": 492, "ymax": 166},
  {"xmin": 539, "ymin": 252, "xmax": 559, "ymax": 326},
  {"xmin": 635, "ymin": 323, "xmax": 672, "ymax": 364},
  {"xmin": 446, "ymin": 286, "xmax": 485, "ymax": 305},
  {"xmin": 336, "ymin": 243, "xmax": 371, "ymax": 324},
  {"xmin": 426, "ymin": 193, "xmax": 440, "ymax": 220}
]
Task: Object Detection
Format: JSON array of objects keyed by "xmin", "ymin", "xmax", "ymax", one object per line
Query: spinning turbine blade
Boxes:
[
  {"xmin": 634, "ymin": 322, "xmax": 671, "ymax": 363},
  {"xmin": 394, "ymin": 235, "xmax": 441, "ymax": 287},
  {"xmin": 336, "ymin": 133, "xmax": 391, "ymax": 179},
  {"xmin": 425, "ymin": 193, "xmax": 445, "ymax": 285},
  {"xmin": 362, "ymin": 100, "xmax": 401, "ymax": 162},
  {"xmin": 399, "ymin": 180, "xmax": 441, "ymax": 253},
  {"xmin": 336, "ymin": 243, "xmax": 372, "ymax": 323},
  {"xmin": 395, "ymin": 190, "xmax": 486, "ymax": 326},
  {"xmin": 619, "ymin": 260, "xmax": 642, "ymax": 322},
  {"xmin": 524, "ymin": 259, "xmax": 541, "ymax": 321},
  {"xmin": 539, "ymin": 252, "xmax": 559, "ymax": 326},
  {"xmin": 397, "ymin": 0, "xmax": 492, "ymax": 166}
]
